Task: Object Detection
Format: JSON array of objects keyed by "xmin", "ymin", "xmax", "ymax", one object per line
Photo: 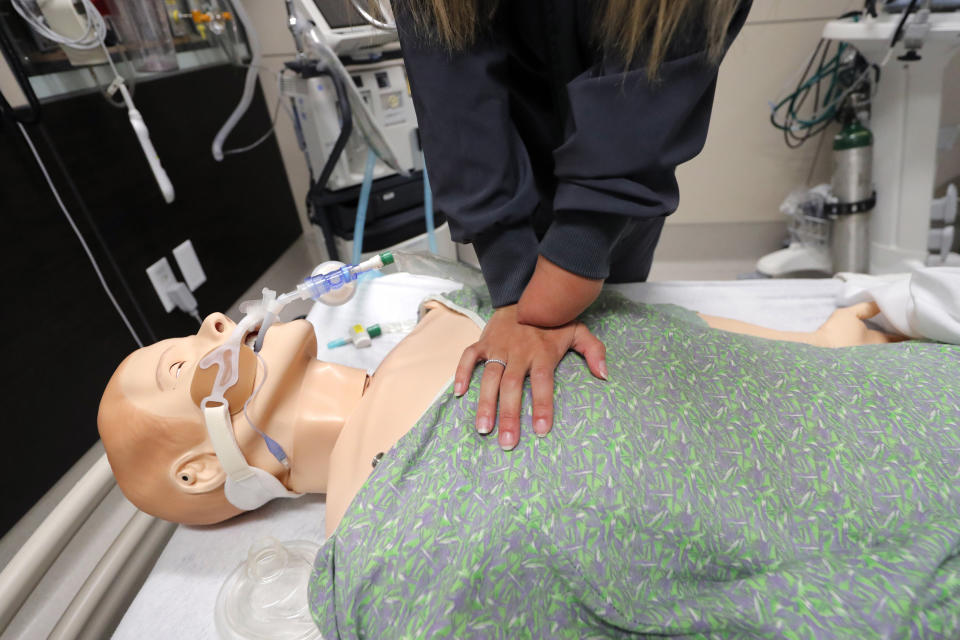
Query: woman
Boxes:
[{"xmin": 395, "ymin": 0, "xmax": 753, "ymax": 448}]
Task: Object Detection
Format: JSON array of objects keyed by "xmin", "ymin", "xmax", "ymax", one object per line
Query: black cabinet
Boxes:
[{"xmin": 0, "ymin": 65, "xmax": 301, "ymax": 535}]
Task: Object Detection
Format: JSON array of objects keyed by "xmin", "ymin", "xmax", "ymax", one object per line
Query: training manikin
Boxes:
[
  {"xmin": 98, "ymin": 293, "xmax": 482, "ymax": 533},
  {"xmin": 98, "ymin": 281, "xmax": 901, "ymax": 535}
]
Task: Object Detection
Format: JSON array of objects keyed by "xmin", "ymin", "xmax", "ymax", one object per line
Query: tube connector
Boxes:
[
  {"xmin": 293, "ymin": 252, "xmax": 395, "ymax": 304},
  {"xmin": 298, "ymin": 264, "xmax": 356, "ymax": 301}
]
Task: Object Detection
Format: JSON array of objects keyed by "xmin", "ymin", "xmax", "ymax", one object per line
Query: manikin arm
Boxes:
[{"xmin": 700, "ymin": 302, "xmax": 905, "ymax": 348}]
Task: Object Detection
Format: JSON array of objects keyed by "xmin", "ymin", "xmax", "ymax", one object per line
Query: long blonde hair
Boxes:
[{"xmin": 397, "ymin": 0, "xmax": 743, "ymax": 76}]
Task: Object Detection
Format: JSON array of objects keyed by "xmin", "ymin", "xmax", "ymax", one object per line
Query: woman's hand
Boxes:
[
  {"xmin": 454, "ymin": 305, "xmax": 608, "ymax": 450},
  {"xmin": 813, "ymin": 302, "xmax": 906, "ymax": 348},
  {"xmin": 516, "ymin": 256, "xmax": 604, "ymax": 327}
]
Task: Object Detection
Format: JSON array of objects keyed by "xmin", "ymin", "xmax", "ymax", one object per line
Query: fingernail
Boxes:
[
  {"xmin": 599, "ymin": 360, "xmax": 609, "ymax": 380},
  {"xmin": 533, "ymin": 418, "xmax": 549, "ymax": 437},
  {"xmin": 454, "ymin": 381, "xmax": 465, "ymax": 396},
  {"xmin": 477, "ymin": 416, "xmax": 492, "ymax": 434},
  {"xmin": 500, "ymin": 431, "xmax": 517, "ymax": 450}
]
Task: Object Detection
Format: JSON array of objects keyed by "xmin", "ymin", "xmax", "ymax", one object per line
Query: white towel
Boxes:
[
  {"xmin": 306, "ymin": 272, "xmax": 464, "ymax": 374},
  {"xmin": 835, "ymin": 267, "xmax": 960, "ymax": 344}
]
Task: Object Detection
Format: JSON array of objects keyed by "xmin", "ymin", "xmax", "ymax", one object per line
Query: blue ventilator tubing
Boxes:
[
  {"xmin": 422, "ymin": 153, "xmax": 437, "ymax": 255},
  {"xmin": 353, "ymin": 148, "xmax": 378, "ymax": 265}
]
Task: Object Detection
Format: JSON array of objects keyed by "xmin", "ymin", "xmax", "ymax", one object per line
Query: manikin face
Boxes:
[
  {"xmin": 97, "ymin": 313, "xmax": 315, "ymax": 523},
  {"xmin": 99, "ymin": 310, "xmax": 370, "ymax": 522},
  {"xmin": 116, "ymin": 313, "xmax": 316, "ymax": 426}
]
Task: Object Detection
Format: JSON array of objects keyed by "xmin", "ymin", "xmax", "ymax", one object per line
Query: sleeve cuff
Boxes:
[
  {"xmin": 538, "ymin": 210, "xmax": 632, "ymax": 280},
  {"xmin": 471, "ymin": 223, "xmax": 540, "ymax": 307}
]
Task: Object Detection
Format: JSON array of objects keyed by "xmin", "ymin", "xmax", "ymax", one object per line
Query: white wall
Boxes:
[
  {"xmin": 236, "ymin": 0, "xmax": 322, "ymax": 257},
  {"xmin": 936, "ymin": 50, "xmax": 960, "ymax": 192},
  {"xmin": 672, "ymin": 1, "xmax": 863, "ymax": 226},
  {"xmin": 676, "ymin": 1, "xmax": 960, "ymax": 225}
]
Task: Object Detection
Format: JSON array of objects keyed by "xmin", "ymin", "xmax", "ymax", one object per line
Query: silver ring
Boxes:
[{"xmin": 483, "ymin": 358, "xmax": 507, "ymax": 369}]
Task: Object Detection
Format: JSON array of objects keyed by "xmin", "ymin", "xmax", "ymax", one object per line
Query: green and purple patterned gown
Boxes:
[{"xmin": 310, "ymin": 289, "xmax": 960, "ymax": 639}]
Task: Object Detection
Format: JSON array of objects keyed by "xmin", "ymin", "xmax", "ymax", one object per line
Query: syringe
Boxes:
[{"xmin": 327, "ymin": 318, "xmax": 418, "ymax": 349}]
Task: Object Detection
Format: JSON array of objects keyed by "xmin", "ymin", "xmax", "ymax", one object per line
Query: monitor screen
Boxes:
[{"xmin": 315, "ymin": 0, "xmax": 368, "ymax": 29}]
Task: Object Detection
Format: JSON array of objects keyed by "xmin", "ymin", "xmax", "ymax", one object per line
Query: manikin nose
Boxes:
[{"xmin": 199, "ymin": 313, "xmax": 234, "ymax": 340}]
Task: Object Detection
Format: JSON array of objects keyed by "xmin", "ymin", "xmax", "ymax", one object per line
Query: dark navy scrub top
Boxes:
[{"xmin": 396, "ymin": 1, "xmax": 752, "ymax": 307}]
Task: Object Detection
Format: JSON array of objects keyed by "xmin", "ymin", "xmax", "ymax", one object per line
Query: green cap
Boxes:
[
  {"xmin": 833, "ymin": 121, "xmax": 872, "ymax": 151},
  {"xmin": 367, "ymin": 324, "xmax": 382, "ymax": 338},
  {"xmin": 380, "ymin": 251, "xmax": 395, "ymax": 266}
]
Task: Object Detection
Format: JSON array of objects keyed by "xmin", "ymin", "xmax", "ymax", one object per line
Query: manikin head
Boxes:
[{"xmin": 98, "ymin": 313, "xmax": 366, "ymax": 525}]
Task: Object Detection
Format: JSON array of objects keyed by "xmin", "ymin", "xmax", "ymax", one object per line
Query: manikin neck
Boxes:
[{"xmin": 284, "ymin": 360, "xmax": 368, "ymax": 493}]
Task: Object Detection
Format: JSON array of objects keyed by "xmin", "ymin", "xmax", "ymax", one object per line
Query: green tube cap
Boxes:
[{"xmin": 380, "ymin": 251, "xmax": 395, "ymax": 266}]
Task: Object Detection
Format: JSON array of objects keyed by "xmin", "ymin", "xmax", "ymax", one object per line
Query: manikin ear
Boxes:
[{"xmin": 170, "ymin": 450, "xmax": 226, "ymax": 494}]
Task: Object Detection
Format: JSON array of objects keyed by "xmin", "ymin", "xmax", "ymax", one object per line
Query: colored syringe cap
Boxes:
[
  {"xmin": 367, "ymin": 324, "xmax": 382, "ymax": 338},
  {"xmin": 379, "ymin": 251, "xmax": 394, "ymax": 266},
  {"xmin": 327, "ymin": 338, "xmax": 349, "ymax": 349}
]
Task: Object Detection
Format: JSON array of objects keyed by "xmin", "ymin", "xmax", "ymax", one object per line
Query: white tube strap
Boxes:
[{"xmin": 203, "ymin": 404, "xmax": 254, "ymax": 483}]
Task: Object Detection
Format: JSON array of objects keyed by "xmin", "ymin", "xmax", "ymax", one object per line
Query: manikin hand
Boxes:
[
  {"xmin": 516, "ymin": 256, "xmax": 605, "ymax": 327},
  {"xmin": 813, "ymin": 301, "xmax": 906, "ymax": 348},
  {"xmin": 454, "ymin": 305, "xmax": 608, "ymax": 450},
  {"xmin": 701, "ymin": 301, "xmax": 907, "ymax": 347}
]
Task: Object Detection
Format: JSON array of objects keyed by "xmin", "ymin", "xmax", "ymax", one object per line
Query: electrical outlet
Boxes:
[
  {"xmin": 172, "ymin": 239, "xmax": 207, "ymax": 291},
  {"xmin": 146, "ymin": 257, "xmax": 177, "ymax": 312}
]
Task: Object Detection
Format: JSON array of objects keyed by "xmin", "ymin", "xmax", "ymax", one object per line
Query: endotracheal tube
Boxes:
[
  {"xmin": 214, "ymin": 250, "xmax": 394, "ymax": 468},
  {"xmin": 251, "ymin": 251, "xmax": 395, "ymax": 353}
]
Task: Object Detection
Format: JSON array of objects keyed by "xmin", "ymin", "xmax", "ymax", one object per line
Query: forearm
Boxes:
[
  {"xmin": 516, "ymin": 255, "xmax": 603, "ymax": 327},
  {"xmin": 699, "ymin": 314, "xmax": 820, "ymax": 346},
  {"xmin": 397, "ymin": 10, "xmax": 541, "ymax": 307},
  {"xmin": 702, "ymin": 302, "xmax": 907, "ymax": 349}
]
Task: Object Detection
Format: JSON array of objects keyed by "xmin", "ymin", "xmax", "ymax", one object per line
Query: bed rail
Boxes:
[
  {"xmin": 49, "ymin": 510, "xmax": 175, "ymax": 640},
  {"xmin": 0, "ymin": 453, "xmax": 116, "ymax": 631}
]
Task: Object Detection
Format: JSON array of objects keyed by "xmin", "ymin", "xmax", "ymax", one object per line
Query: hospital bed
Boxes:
[{"xmin": 0, "ymin": 275, "xmax": 845, "ymax": 640}]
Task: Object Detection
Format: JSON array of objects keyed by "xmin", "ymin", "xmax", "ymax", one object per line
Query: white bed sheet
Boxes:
[{"xmin": 113, "ymin": 277, "xmax": 840, "ymax": 640}]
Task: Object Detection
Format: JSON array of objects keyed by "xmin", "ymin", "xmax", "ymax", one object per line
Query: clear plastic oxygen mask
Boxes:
[{"xmin": 215, "ymin": 538, "xmax": 321, "ymax": 640}]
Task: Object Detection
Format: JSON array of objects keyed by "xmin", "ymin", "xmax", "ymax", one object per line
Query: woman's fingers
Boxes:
[
  {"xmin": 454, "ymin": 343, "xmax": 482, "ymax": 397},
  {"xmin": 475, "ymin": 359, "xmax": 504, "ymax": 435},
  {"xmin": 529, "ymin": 358, "xmax": 555, "ymax": 437},
  {"xmin": 571, "ymin": 323, "xmax": 608, "ymax": 380},
  {"xmin": 496, "ymin": 361, "xmax": 526, "ymax": 451}
]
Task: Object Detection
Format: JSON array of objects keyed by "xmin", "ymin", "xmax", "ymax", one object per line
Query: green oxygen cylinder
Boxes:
[{"xmin": 829, "ymin": 120, "xmax": 875, "ymax": 273}]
